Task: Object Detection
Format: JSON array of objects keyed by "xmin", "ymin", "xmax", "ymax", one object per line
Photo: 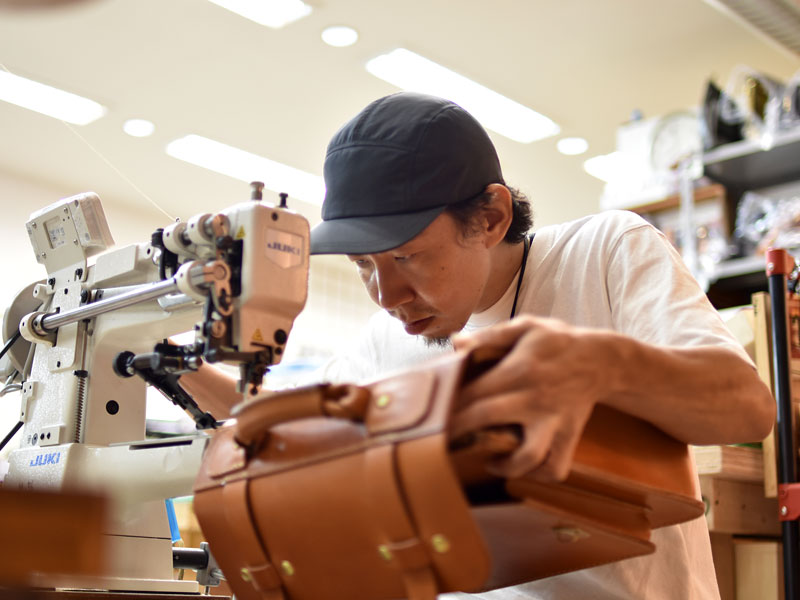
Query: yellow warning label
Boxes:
[
  {"xmin": 235, "ymin": 226, "xmax": 246, "ymax": 240},
  {"xmin": 251, "ymin": 328, "xmax": 264, "ymax": 343}
]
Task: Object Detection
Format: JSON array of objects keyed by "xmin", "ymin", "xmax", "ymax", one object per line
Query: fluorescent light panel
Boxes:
[
  {"xmin": 207, "ymin": 0, "xmax": 311, "ymax": 28},
  {"xmin": 166, "ymin": 134, "xmax": 325, "ymax": 205},
  {"xmin": 366, "ymin": 48, "xmax": 560, "ymax": 144},
  {"xmin": 0, "ymin": 70, "xmax": 106, "ymax": 125}
]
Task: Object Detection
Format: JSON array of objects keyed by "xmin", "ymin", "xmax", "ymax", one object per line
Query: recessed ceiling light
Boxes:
[
  {"xmin": 321, "ymin": 25, "xmax": 359, "ymax": 47},
  {"xmin": 557, "ymin": 137, "xmax": 589, "ymax": 155},
  {"xmin": 0, "ymin": 70, "xmax": 105, "ymax": 125},
  {"xmin": 166, "ymin": 134, "xmax": 325, "ymax": 205},
  {"xmin": 365, "ymin": 48, "xmax": 560, "ymax": 144},
  {"xmin": 207, "ymin": 0, "xmax": 311, "ymax": 29},
  {"xmin": 123, "ymin": 118, "xmax": 155, "ymax": 138}
]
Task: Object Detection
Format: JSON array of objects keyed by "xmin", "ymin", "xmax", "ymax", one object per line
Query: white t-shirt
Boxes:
[{"xmin": 321, "ymin": 210, "xmax": 747, "ymax": 599}]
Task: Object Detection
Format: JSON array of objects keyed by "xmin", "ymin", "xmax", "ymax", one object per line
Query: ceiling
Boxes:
[{"xmin": 0, "ymin": 0, "xmax": 799, "ymax": 234}]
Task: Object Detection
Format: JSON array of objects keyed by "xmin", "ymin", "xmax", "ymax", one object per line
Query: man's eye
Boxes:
[{"xmin": 354, "ymin": 259, "xmax": 371, "ymax": 268}]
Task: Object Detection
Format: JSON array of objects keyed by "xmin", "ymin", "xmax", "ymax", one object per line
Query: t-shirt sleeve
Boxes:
[{"xmin": 605, "ymin": 220, "xmax": 752, "ymax": 363}]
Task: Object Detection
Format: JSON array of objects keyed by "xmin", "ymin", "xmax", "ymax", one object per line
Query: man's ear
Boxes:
[{"xmin": 482, "ymin": 183, "xmax": 513, "ymax": 248}]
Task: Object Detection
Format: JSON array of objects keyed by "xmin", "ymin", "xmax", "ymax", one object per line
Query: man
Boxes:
[
  {"xmin": 185, "ymin": 92, "xmax": 774, "ymax": 598},
  {"xmin": 305, "ymin": 92, "xmax": 774, "ymax": 599}
]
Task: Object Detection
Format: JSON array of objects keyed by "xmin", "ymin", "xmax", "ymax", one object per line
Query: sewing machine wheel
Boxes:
[{"xmin": 2, "ymin": 280, "xmax": 42, "ymax": 373}]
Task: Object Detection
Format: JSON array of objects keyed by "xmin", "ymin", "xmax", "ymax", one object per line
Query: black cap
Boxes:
[{"xmin": 310, "ymin": 92, "xmax": 504, "ymax": 255}]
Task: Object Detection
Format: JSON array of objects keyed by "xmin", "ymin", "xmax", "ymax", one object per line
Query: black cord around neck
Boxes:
[{"xmin": 509, "ymin": 233, "xmax": 534, "ymax": 320}]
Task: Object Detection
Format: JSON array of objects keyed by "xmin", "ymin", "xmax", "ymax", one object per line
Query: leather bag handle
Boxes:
[{"xmin": 231, "ymin": 384, "xmax": 371, "ymax": 449}]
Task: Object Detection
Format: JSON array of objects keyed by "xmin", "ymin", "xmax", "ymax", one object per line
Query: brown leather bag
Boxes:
[{"xmin": 192, "ymin": 348, "xmax": 704, "ymax": 600}]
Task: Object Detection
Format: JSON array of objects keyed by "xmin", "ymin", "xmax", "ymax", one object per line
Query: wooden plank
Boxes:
[
  {"xmin": 0, "ymin": 487, "xmax": 107, "ymax": 587},
  {"xmin": 753, "ymin": 292, "xmax": 778, "ymax": 498},
  {"xmin": 701, "ymin": 476, "xmax": 780, "ymax": 535},
  {"xmin": 734, "ymin": 538, "xmax": 783, "ymax": 600},
  {"xmin": 693, "ymin": 445, "xmax": 764, "ymax": 482},
  {"xmin": 709, "ymin": 533, "xmax": 736, "ymax": 600}
]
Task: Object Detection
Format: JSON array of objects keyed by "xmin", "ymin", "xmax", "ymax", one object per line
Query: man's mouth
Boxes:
[{"xmin": 403, "ymin": 316, "xmax": 435, "ymax": 335}]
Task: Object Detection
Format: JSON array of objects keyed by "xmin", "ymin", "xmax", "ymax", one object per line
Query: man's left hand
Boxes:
[{"xmin": 450, "ymin": 315, "xmax": 616, "ymax": 482}]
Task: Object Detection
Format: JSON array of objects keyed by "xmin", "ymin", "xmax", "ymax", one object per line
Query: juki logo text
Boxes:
[
  {"xmin": 29, "ymin": 452, "xmax": 60, "ymax": 467},
  {"xmin": 267, "ymin": 241, "xmax": 301, "ymax": 256}
]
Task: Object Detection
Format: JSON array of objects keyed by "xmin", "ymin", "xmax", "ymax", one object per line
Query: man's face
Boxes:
[{"xmin": 347, "ymin": 212, "xmax": 492, "ymax": 340}]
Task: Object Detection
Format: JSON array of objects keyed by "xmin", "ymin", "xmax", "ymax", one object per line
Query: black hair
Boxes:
[{"xmin": 445, "ymin": 185, "xmax": 533, "ymax": 244}]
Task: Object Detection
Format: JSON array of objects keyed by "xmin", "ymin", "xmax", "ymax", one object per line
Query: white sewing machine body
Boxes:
[{"xmin": 3, "ymin": 189, "xmax": 309, "ymax": 591}]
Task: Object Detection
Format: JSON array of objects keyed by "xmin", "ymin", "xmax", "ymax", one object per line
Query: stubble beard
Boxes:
[
  {"xmin": 420, "ymin": 315, "xmax": 470, "ymax": 349},
  {"xmin": 422, "ymin": 335, "xmax": 453, "ymax": 349}
]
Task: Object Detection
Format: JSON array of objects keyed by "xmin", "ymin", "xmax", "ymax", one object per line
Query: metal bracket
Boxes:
[{"xmin": 778, "ymin": 483, "xmax": 800, "ymax": 521}]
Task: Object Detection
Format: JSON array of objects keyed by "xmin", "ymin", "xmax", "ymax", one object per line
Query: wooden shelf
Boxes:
[
  {"xmin": 693, "ymin": 445, "xmax": 764, "ymax": 482},
  {"xmin": 627, "ymin": 183, "xmax": 725, "ymax": 214},
  {"xmin": 701, "ymin": 476, "xmax": 780, "ymax": 536}
]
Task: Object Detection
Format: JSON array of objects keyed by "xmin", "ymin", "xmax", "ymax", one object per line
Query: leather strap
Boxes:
[
  {"xmin": 222, "ymin": 479, "xmax": 286, "ymax": 599},
  {"xmin": 365, "ymin": 444, "xmax": 439, "ymax": 600},
  {"xmin": 234, "ymin": 384, "xmax": 369, "ymax": 449}
]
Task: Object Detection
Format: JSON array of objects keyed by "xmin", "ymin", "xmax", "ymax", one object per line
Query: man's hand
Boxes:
[{"xmin": 450, "ymin": 315, "xmax": 619, "ymax": 482}]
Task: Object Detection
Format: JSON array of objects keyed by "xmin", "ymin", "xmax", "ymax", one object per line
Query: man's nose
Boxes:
[{"xmin": 372, "ymin": 263, "xmax": 414, "ymax": 310}]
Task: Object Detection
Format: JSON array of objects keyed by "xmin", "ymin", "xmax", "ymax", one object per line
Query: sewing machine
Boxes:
[{"xmin": 1, "ymin": 185, "xmax": 309, "ymax": 592}]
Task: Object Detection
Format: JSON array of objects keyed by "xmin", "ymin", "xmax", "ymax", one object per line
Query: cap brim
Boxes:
[{"xmin": 310, "ymin": 205, "xmax": 447, "ymax": 255}]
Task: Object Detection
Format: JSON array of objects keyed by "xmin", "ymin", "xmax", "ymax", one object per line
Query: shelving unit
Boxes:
[
  {"xmin": 700, "ymin": 145, "xmax": 800, "ymax": 598},
  {"xmin": 699, "ymin": 125, "xmax": 800, "ymax": 309}
]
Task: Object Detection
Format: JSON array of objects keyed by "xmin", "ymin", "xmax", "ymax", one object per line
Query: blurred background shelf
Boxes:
[{"xmin": 704, "ymin": 127, "xmax": 800, "ymax": 191}]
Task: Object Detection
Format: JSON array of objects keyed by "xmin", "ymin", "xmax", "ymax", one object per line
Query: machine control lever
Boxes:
[
  {"xmin": 114, "ymin": 343, "xmax": 218, "ymax": 430},
  {"xmin": 173, "ymin": 542, "xmax": 225, "ymax": 587}
]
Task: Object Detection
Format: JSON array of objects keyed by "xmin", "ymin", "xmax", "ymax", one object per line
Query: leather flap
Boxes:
[
  {"xmin": 366, "ymin": 369, "xmax": 437, "ymax": 435},
  {"xmin": 473, "ymin": 499, "xmax": 655, "ymax": 590}
]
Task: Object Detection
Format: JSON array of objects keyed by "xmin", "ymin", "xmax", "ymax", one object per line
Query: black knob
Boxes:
[{"xmin": 112, "ymin": 351, "xmax": 136, "ymax": 378}]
